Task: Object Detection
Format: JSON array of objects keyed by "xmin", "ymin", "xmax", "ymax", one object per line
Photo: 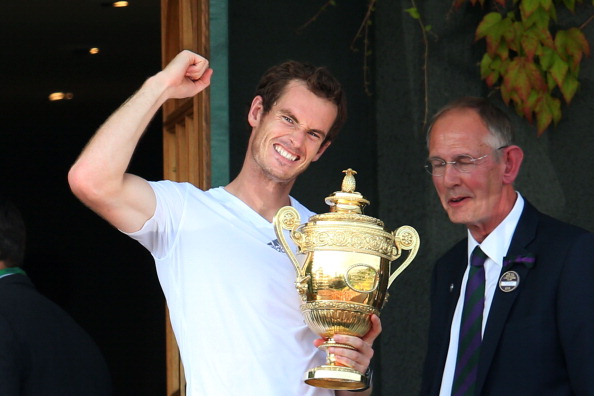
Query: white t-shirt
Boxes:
[{"xmin": 126, "ymin": 181, "xmax": 333, "ymax": 396}]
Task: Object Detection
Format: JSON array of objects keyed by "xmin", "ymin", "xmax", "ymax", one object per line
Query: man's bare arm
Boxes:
[{"xmin": 68, "ymin": 50, "xmax": 212, "ymax": 232}]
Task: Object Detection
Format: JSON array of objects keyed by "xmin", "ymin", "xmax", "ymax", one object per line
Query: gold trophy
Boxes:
[{"xmin": 273, "ymin": 169, "xmax": 420, "ymax": 390}]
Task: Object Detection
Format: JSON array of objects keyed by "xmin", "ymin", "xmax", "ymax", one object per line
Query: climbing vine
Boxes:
[
  {"xmin": 458, "ymin": 0, "xmax": 593, "ymax": 134},
  {"xmin": 297, "ymin": 0, "xmax": 377, "ymax": 95},
  {"xmin": 301, "ymin": 0, "xmax": 593, "ymax": 135}
]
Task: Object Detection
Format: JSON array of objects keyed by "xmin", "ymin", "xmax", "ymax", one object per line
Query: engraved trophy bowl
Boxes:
[{"xmin": 273, "ymin": 169, "xmax": 420, "ymax": 390}]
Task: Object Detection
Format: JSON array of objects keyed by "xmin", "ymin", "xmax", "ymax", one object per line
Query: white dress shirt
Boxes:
[{"xmin": 439, "ymin": 192, "xmax": 524, "ymax": 395}]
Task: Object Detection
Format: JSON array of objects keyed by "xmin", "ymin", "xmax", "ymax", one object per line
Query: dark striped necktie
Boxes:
[{"xmin": 451, "ymin": 246, "xmax": 488, "ymax": 396}]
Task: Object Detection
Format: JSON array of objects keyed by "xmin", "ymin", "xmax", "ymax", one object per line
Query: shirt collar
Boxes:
[
  {"xmin": 0, "ymin": 266, "xmax": 26, "ymax": 280},
  {"xmin": 467, "ymin": 192, "xmax": 525, "ymax": 266}
]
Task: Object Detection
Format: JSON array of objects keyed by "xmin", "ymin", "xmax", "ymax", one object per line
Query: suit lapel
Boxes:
[
  {"xmin": 446, "ymin": 245, "xmax": 468, "ymax": 322},
  {"xmin": 476, "ymin": 202, "xmax": 540, "ymax": 392},
  {"xmin": 431, "ymin": 242, "xmax": 468, "ymax": 394}
]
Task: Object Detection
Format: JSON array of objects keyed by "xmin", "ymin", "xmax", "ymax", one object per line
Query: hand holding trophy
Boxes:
[{"xmin": 273, "ymin": 169, "xmax": 420, "ymax": 390}]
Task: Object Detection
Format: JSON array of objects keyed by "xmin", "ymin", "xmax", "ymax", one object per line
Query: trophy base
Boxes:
[{"xmin": 304, "ymin": 365, "xmax": 368, "ymax": 390}]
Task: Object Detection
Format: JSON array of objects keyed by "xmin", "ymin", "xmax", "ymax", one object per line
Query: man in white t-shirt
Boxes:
[{"xmin": 69, "ymin": 50, "xmax": 380, "ymax": 396}]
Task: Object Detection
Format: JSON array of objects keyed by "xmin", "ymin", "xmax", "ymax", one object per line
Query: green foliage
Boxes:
[
  {"xmin": 460, "ymin": 0, "xmax": 592, "ymax": 135},
  {"xmin": 406, "ymin": 7, "xmax": 433, "ymax": 31},
  {"xmin": 305, "ymin": 0, "xmax": 592, "ymax": 134}
]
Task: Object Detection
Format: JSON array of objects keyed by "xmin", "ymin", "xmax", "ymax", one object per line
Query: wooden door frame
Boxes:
[{"xmin": 161, "ymin": 0, "xmax": 210, "ymax": 394}]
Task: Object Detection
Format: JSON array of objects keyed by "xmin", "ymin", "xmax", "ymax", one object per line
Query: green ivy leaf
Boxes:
[
  {"xmin": 527, "ymin": 59, "xmax": 547, "ymax": 90},
  {"xmin": 560, "ymin": 73, "xmax": 579, "ymax": 103},
  {"xmin": 535, "ymin": 94, "xmax": 561, "ymax": 134},
  {"xmin": 563, "ymin": 28, "xmax": 590, "ymax": 67},
  {"xmin": 480, "ymin": 53, "xmax": 494, "ymax": 77},
  {"xmin": 505, "ymin": 58, "xmax": 533, "ymax": 101},
  {"xmin": 480, "ymin": 53, "xmax": 503, "ymax": 86},
  {"xmin": 525, "ymin": 90, "xmax": 541, "ymax": 121},
  {"xmin": 459, "ymin": 0, "xmax": 591, "ymax": 134},
  {"xmin": 485, "ymin": 71, "xmax": 500, "ymax": 87},
  {"xmin": 533, "ymin": 24, "xmax": 555, "ymax": 49},
  {"xmin": 521, "ymin": 29, "xmax": 541, "ymax": 60},
  {"xmin": 546, "ymin": 72, "xmax": 557, "ymax": 90},
  {"xmin": 549, "ymin": 1, "xmax": 558, "ymax": 21},
  {"xmin": 535, "ymin": 106, "xmax": 553, "ymax": 134},
  {"xmin": 521, "ymin": 0, "xmax": 542, "ymax": 18},
  {"xmin": 540, "ymin": 0, "xmax": 554, "ymax": 12},
  {"xmin": 549, "ymin": 52, "xmax": 569, "ymax": 88},
  {"xmin": 405, "ymin": 7, "xmax": 420, "ymax": 20},
  {"xmin": 477, "ymin": 13, "xmax": 512, "ymax": 56},
  {"xmin": 496, "ymin": 39, "xmax": 510, "ymax": 61},
  {"xmin": 540, "ymin": 45, "xmax": 556, "ymax": 70},
  {"xmin": 522, "ymin": 5, "xmax": 551, "ymax": 29},
  {"xmin": 476, "ymin": 12, "xmax": 503, "ymax": 40},
  {"xmin": 555, "ymin": 29, "xmax": 570, "ymax": 60},
  {"xmin": 504, "ymin": 20, "xmax": 523, "ymax": 53}
]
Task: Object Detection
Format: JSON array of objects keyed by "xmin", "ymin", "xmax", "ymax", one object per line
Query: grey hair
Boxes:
[{"xmin": 426, "ymin": 97, "xmax": 514, "ymax": 151}]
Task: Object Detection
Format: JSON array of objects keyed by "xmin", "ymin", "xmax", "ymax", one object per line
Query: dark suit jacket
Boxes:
[
  {"xmin": 0, "ymin": 273, "xmax": 112, "ymax": 396},
  {"xmin": 420, "ymin": 201, "xmax": 594, "ymax": 396}
]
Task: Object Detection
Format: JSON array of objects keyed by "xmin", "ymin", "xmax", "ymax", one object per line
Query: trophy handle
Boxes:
[
  {"xmin": 273, "ymin": 206, "xmax": 305, "ymax": 278},
  {"xmin": 388, "ymin": 225, "xmax": 420, "ymax": 288}
]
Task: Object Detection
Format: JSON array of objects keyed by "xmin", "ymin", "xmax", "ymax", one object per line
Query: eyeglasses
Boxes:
[{"xmin": 424, "ymin": 146, "xmax": 508, "ymax": 177}]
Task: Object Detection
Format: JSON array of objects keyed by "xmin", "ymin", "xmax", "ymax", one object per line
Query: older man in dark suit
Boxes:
[
  {"xmin": 0, "ymin": 194, "xmax": 112, "ymax": 395},
  {"xmin": 420, "ymin": 97, "xmax": 594, "ymax": 396}
]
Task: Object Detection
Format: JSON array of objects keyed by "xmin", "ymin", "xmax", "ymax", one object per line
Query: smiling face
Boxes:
[
  {"xmin": 246, "ymin": 80, "xmax": 337, "ymax": 184},
  {"xmin": 428, "ymin": 108, "xmax": 521, "ymax": 241}
]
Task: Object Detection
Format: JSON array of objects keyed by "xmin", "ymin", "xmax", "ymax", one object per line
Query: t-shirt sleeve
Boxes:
[{"xmin": 123, "ymin": 180, "xmax": 188, "ymax": 259}]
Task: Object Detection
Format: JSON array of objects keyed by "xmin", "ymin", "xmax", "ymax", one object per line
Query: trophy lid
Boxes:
[
  {"xmin": 290, "ymin": 168, "xmax": 396, "ymax": 257},
  {"xmin": 325, "ymin": 169, "xmax": 370, "ymax": 214}
]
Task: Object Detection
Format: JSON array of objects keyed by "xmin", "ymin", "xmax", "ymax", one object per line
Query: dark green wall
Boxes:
[
  {"xmin": 375, "ymin": 1, "xmax": 594, "ymax": 395},
  {"xmin": 229, "ymin": 1, "xmax": 594, "ymax": 395},
  {"xmin": 228, "ymin": 1, "xmax": 377, "ymax": 215}
]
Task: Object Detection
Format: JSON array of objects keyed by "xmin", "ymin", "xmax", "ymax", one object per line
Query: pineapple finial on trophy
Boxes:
[
  {"xmin": 341, "ymin": 168, "xmax": 357, "ymax": 193},
  {"xmin": 325, "ymin": 169, "xmax": 369, "ymax": 214}
]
